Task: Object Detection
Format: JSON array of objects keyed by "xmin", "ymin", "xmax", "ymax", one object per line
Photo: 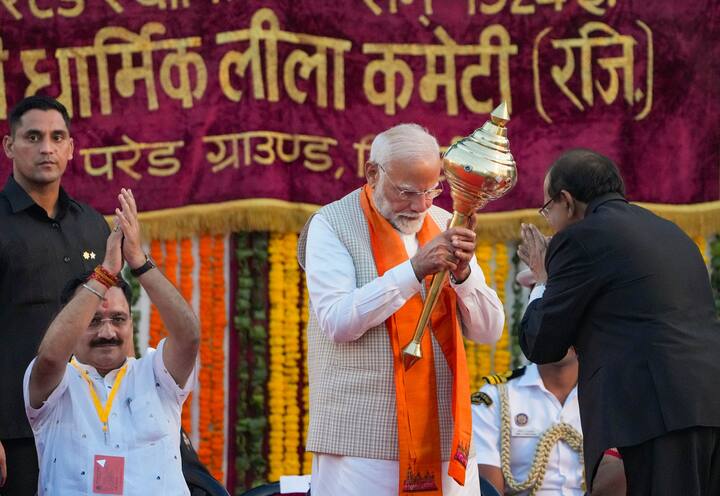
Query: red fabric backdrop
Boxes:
[{"xmin": 0, "ymin": 0, "xmax": 718, "ymax": 214}]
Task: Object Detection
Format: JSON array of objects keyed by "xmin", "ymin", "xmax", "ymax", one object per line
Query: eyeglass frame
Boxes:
[
  {"xmin": 88, "ymin": 314, "xmax": 130, "ymax": 330},
  {"xmin": 374, "ymin": 162, "xmax": 444, "ymax": 201},
  {"xmin": 538, "ymin": 194, "xmax": 559, "ymax": 219}
]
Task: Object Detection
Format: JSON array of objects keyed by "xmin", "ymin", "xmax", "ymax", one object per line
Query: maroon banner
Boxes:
[{"xmin": 0, "ymin": 0, "xmax": 718, "ymax": 214}]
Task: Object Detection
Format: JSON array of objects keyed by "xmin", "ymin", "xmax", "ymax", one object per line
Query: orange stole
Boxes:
[{"xmin": 359, "ymin": 185, "xmax": 472, "ymax": 495}]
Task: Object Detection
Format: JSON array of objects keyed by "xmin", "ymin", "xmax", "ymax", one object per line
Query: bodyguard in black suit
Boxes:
[{"xmin": 517, "ymin": 149, "xmax": 720, "ymax": 495}]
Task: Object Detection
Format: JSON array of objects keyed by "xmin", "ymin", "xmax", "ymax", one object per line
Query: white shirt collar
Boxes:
[
  {"xmin": 517, "ymin": 363, "xmax": 579, "ymax": 406},
  {"xmin": 516, "ymin": 363, "xmax": 543, "ymax": 388},
  {"xmin": 71, "ymin": 356, "xmax": 135, "ymax": 381}
]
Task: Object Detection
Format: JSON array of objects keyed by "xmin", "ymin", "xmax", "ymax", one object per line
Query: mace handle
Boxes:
[{"xmin": 402, "ymin": 211, "xmax": 469, "ymax": 368}]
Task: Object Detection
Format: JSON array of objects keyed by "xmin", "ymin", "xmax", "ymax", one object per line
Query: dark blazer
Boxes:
[{"xmin": 520, "ymin": 193, "xmax": 720, "ymax": 485}]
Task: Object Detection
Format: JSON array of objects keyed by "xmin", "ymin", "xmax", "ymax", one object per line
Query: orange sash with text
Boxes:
[{"xmin": 360, "ymin": 185, "xmax": 472, "ymax": 495}]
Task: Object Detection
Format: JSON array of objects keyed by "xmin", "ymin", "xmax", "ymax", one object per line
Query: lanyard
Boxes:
[{"xmin": 71, "ymin": 359, "xmax": 128, "ymax": 433}]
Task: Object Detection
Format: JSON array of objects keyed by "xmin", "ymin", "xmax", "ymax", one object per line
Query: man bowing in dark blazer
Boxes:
[{"xmin": 517, "ymin": 148, "xmax": 720, "ymax": 496}]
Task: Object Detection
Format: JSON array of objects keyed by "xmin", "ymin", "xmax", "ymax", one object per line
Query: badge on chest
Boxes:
[
  {"xmin": 512, "ymin": 412, "xmax": 541, "ymax": 437},
  {"xmin": 93, "ymin": 455, "xmax": 125, "ymax": 494}
]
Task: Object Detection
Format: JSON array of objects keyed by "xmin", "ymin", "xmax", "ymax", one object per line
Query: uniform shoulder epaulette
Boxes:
[
  {"xmin": 481, "ymin": 366, "xmax": 526, "ymax": 386},
  {"xmin": 471, "ymin": 391, "xmax": 493, "ymax": 407}
]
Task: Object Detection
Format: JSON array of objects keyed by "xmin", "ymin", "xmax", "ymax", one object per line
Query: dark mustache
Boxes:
[{"xmin": 90, "ymin": 338, "xmax": 123, "ymax": 347}]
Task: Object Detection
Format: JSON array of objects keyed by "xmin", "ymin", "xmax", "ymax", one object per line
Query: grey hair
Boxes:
[{"xmin": 369, "ymin": 123, "xmax": 440, "ymax": 171}]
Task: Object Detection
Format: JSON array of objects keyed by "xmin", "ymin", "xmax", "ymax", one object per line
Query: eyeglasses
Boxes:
[
  {"xmin": 538, "ymin": 196, "xmax": 557, "ymax": 219},
  {"xmin": 376, "ymin": 163, "xmax": 443, "ymax": 201},
  {"xmin": 89, "ymin": 315, "xmax": 128, "ymax": 330}
]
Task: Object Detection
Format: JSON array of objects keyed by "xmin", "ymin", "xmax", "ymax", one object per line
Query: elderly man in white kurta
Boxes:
[{"xmin": 298, "ymin": 124, "xmax": 505, "ymax": 496}]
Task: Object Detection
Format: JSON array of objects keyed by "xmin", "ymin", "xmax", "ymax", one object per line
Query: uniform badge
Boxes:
[
  {"xmin": 471, "ymin": 391, "xmax": 493, "ymax": 407},
  {"xmin": 83, "ymin": 251, "xmax": 96, "ymax": 260},
  {"xmin": 515, "ymin": 413, "xmax": 529, "ymax": 426}
]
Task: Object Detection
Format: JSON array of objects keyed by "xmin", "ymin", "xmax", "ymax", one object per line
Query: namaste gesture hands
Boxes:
[{"xmin": 518, "ymin": 223, "xmax": 550, "ymax": 285}]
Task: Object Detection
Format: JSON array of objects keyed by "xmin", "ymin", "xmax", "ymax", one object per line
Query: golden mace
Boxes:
[{"xmin": 402, "ymin": 102, "xmax": 518, "ymax": 369}]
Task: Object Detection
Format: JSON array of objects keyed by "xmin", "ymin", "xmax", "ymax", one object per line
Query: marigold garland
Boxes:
[
  {"xmin": 300, "ymin": 276, "xmax": 313, "ymax": 474},
  {"xmin": 148, "ymin": 239, "xmax": 165, "ymax": 348},
  {"xmin": 210, "ymin": 235, "xmax": 227, "ymax": 482},
  {"xmin": 179, "ymin": 237, "xmax": 194, "ymax": 436},
  {"xmin": 282, "ymin": 233, "xmax": 302, "ymax": 477},
  {"xmin": 471, "ymin": 243, "xmax": 494, "ymax": 391},
  {"xmin": 198, "ymin": 235, "xmax": 214, "ymax": 466},
  {"xmin": 267, "ymin": 233, "xmax": 286, "ymax": 481},
  {"xmin": 194, "ymin": 234, "xmax": 227, "ymax": 482}
]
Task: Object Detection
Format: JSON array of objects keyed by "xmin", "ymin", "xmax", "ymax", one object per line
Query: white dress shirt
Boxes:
[
  {"xmin": 23, "ymin": 339, "xmax": 196, "ymax": 496},
  {"xmin": 306, "ymin": 214, "xmax": 505, "ymax": 496},
  {"xmin": 305, "ymin": 214, "xmax": 504, "ymax": 344},
  {"xmin": 472, "ymin": 364, "xmax": 584, "ymax": 496},
  {"xmin": 529, "ymin": 283, "xmax": 546, "ymax": 303}
]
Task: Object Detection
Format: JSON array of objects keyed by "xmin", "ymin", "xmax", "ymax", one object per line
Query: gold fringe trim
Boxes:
[
  {"xmin": 635, "ymin": 201, "xmax": 720, "ymax": 240},
  {"xmin": 106, "ymin": 198, "xmax": 720, "ymax": 241},
  {"xmin": 467, "ymin": 200, "xmax": 720, "ymax": 243},
  {"xmin": 111, "ymin": 198, "xmax": 319, "ymax": 240}
]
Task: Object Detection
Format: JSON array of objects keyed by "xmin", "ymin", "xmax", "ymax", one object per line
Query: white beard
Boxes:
[
  {"xmin": 373, "ymin": 187, "xmax": 426, "ymax": 235},
  {"xmin": 390, "ymin": 213, "xmax": 426, "ymax": 234}
]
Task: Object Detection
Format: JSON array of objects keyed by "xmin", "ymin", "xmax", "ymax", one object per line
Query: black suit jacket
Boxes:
[{"xmin": 520, "ymin": 193, "xmax": 720, "ymax": 484}]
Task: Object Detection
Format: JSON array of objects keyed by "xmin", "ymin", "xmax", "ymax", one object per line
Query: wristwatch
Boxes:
[{"xmin": 130, "ymin": 255, "xmax": 156, "ymax": 277}]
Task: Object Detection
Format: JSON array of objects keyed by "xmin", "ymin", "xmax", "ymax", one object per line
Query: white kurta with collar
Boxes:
[
  {"xmin": 306, "ymin": 214, "xmax": 505, "ymax": 496},
  {"xmin": 471, "ymin": 363, "xmax": 583, "ymax": 496},
  {"xmin": 23, "ymin": 339, "xmax": 196, "ymax": 496}
]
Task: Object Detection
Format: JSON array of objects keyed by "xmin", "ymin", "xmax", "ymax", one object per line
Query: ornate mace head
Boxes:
[{"xmin": 442, "ymin": 101, "xmax": 517, "ymax": 215}]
